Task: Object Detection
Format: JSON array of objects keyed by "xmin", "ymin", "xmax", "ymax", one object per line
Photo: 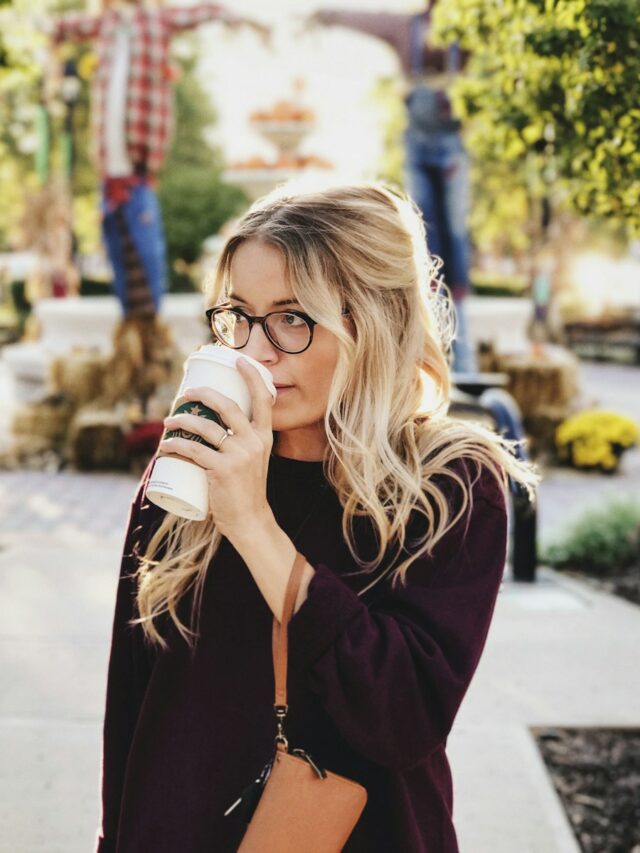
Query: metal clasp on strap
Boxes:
[
  {"xmin": 274, "ymin": 704, "xmax": 288, "ymax": 751},
  {"xmin": 292, "ymin": 748, "xmax": 327, "ymax": 780}
]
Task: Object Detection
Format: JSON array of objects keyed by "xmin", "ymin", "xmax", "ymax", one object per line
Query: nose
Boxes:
[{"xmin": 242, "ymin": 320, "xmax": 280, "ymax": 364}]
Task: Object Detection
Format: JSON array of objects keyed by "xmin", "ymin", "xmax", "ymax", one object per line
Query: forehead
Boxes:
[
  {"xmin": 228, "ymin": 240, "xmax": 295, "ymax": 302},
  {"xmin": 230, "ymin": 239, "xmax": 285, "ymax": 275}
]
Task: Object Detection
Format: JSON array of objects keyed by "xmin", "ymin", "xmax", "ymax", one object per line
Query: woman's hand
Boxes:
[{"xmin": 158, "ymin": 358, "xmax": 276, "ymax": 543}]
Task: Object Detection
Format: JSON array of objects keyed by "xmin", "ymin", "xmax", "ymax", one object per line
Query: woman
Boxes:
[{"xmin": 97, "ymin": 183, "xmax": 536, "ymax": 853}]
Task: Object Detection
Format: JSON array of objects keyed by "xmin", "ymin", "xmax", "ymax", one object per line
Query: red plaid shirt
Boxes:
[{"xmin": 53, "ymin": 4, "xmax": 235, "ymax": 177}]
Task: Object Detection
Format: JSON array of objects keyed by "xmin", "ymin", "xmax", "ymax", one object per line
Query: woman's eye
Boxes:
[{"xmin": 281, "ymin": 313, "xmax": 304, "ymax": 326}]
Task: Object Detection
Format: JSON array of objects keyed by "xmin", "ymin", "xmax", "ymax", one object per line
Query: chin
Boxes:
[
  {"xmin": 271, "ymin": 411, "xmax": 299, "ymax": 432},
  {"xmin": 272, "ymin": 405, "xmax": 324, "ymax": 434}
]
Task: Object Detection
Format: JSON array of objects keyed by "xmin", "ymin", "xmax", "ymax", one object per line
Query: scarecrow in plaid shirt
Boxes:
[{"xmin": 51, "ymin": 0, "xmax": 268, "ymax": 320}]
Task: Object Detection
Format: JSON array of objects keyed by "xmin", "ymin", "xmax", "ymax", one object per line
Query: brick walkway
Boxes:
[{"xmin": 0, "ymin": 470, "xmax": 138, "ymax": 539}]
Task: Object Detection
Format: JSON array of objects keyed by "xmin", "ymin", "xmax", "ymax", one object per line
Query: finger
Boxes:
[
  {"xmin": 158, "ymin": 435, "xmax": 223, "ymax": 470},
  {"xmin": 182, "ymin": 386, "xmax": 252, "ymax": 437},
  {"xmin": 163, "ymin": 413, "xmax": 229, "ymax": 452},
  {"xmin": 235, "ymin": 357, "xmax": 275, "ymax": 432}
]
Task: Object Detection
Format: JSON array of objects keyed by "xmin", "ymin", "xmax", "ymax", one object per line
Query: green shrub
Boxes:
[
  {"xmin": 158, "ymin": 166, "xmax": 245, "ymax": 282},
  {"xmin": 471, "ymin": 270, "xmax": 529, "ymax": 298},
  {"xmin": 541, "ymin": 501, "xmax": 640, "ymax": 576},
  {"xmin": 80, "ymin": 278, "xmax": 111, "ymax": 297},
  {"xmin": 156, "ymin": 51, "xmax": 247, "ymax": 291}
]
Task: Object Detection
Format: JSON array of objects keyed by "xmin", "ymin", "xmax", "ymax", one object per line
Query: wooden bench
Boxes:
[{"xmin": 565, "ymin": 319, "xmax": 640, "ymax": 364}]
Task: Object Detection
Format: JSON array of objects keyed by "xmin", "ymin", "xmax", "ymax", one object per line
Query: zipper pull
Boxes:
[{"xmin": 292, "ymin": 748, "xmax": 327, "ymax": 779}]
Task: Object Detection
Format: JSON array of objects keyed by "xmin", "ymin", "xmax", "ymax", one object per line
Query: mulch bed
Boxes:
[
  {"xmin": 561, "ymin": 567, "xmax": 640, "ymax": 608},
  {"xmin": 534, "ymin": 728, "xmax": 640, "ymax": 853}
]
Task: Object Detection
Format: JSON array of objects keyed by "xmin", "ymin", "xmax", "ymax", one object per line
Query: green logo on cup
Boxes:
[{"xmin": 164, "ymin": 401, "xmax": 226, "ymax": 451}]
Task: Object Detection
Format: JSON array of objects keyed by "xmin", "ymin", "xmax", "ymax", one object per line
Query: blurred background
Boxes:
[{"xmin": 0, "ymin": 1, "xmax": 638, "ymax": 851}]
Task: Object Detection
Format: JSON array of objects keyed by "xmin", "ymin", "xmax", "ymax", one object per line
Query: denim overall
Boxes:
[{"xmin": 404, "ymin": 14, "xmax": 476, "ymax": 373}]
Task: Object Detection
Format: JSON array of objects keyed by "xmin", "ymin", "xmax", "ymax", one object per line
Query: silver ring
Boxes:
[{"xmin": 214, "ymin": 430, "xmax": 230, "ymax": 451}]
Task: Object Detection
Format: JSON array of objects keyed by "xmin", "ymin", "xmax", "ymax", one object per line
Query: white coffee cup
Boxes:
[{"xmin": 146, "ymin": 346, "xmax": 276, "ymax": 520}]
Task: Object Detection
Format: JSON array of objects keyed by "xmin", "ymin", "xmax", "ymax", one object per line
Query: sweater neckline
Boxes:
[{"xmin": 269, "ymin": 451, "xmax": 327, "ymax": 480}]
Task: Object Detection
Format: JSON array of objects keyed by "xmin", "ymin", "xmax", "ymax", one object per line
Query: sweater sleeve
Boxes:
[
  {"xmin": 95, "ymin": 462, "xmax": 162, "ymax": 853},
  {"xmin": 287, "ymin": 469, "xmax": 507, "ymax": 772}
]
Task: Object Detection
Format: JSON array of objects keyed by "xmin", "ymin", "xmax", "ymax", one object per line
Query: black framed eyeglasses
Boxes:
[{"xmin": 205, "ymin": 305, "xmax": 349, "ymax": 355}]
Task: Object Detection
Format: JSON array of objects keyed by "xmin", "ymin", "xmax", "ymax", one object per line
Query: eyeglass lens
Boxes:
[{"xmin": 212, "ymin": 309, "xmax": 311, "ymax": 353}]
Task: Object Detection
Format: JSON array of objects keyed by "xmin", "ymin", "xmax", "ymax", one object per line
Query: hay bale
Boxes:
[
  {"xmin": 67, "ymin": 407, "xmax": 129, "ymax": 471},
  {"xmin": 0, "ymin": 435, "xmax": 62, "ymax": 472},
  {"xmin": 102, "ymin": 316, "xmax": 183, "ymax": 407},
  {"xmin": 496, "ymin": 349, "xmax": 579, "ymax": 417},
  {"xmin": 11, "ymin": 396, "xmax": 74, "ymax": 446},
  {"xmin": 477, "ymin": 340, "xmax": 500, "ymax": 373},
  {"xmin": 523, "ymin": 404, "xmax": 575, "ymax": 457},
  {"xmin": 49, "ymin": 349, "xmax": 107, "ymax": 406}
]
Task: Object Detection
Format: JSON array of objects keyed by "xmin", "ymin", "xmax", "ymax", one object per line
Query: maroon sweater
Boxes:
[{"xmin": 96, "ymin": 451, "xmax": 507, "ymax": 852}]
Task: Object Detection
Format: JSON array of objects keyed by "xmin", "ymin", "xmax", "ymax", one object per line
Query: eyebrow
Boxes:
[{"xmin": 227, "ymin": 293, "xmax": 301, "ymax": 308}]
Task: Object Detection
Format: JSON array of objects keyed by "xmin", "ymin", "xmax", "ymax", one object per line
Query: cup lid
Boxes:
[{"xmin": 187, "ymin": 345, "xmax": 277, "ymax": 398}]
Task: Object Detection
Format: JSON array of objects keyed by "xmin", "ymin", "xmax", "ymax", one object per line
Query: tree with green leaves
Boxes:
[
  {"xmin": 432, "ymin": 0, "xmax": 640, "ymax": 236},
  {"xmin": 157, "ymin": 50, "xmax": 246, "ymax": 290}
]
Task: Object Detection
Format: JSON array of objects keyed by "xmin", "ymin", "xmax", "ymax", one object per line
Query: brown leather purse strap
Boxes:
[{"xmin": 272, "ymin": 551, "xmax": 307, "ymax": 708}]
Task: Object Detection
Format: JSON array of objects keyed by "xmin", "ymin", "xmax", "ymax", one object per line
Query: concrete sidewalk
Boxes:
[
  {"xmin": 449, "ymin": 568, "xmax": 640, "ymax": 853},
  {"xmin": 0, "ymin": 531, "xmax": 126, "ymax": 853}
]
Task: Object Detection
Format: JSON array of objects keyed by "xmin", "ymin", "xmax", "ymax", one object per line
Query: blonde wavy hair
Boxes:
[{"xmin": 132, "ymin": 182, "xmax": 537, "ymax": 651}]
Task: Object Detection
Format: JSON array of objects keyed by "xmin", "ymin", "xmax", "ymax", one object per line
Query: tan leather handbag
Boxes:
[{"xmin": 225, "ymin": 551, "xmax": 368, "ymax": 852}]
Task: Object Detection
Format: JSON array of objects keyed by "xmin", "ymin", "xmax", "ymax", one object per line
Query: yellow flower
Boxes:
[
  {"xmin": 78, "ymin": 52, "xmax": 98, "ymax": 81},
  {"xmin": 555, "ymin": 410, "xmax": 639, "ymax": 470}
]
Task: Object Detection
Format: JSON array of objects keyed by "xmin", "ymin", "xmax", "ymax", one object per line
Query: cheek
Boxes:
[
  {"xmin": 277, "ymin": 335, "xmax": 339, "ymax": 414},
  {"xmin": 300, "ymin": 337, "xmax": 339, "ymax": 398}
]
